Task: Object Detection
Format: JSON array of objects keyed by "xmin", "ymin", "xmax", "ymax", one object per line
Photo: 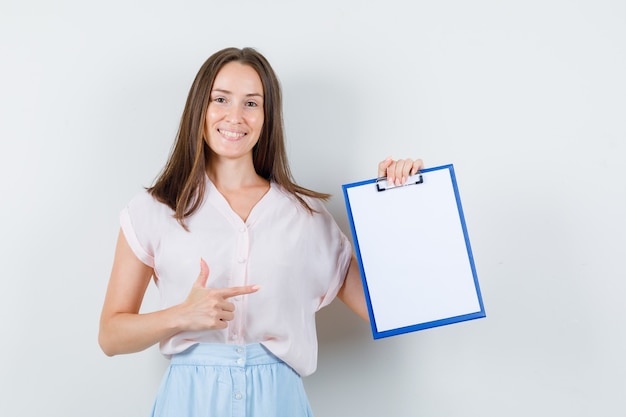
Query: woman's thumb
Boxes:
[{"xmin": 193, "ymin": 258, "xmax": 210, "ymax": 288}]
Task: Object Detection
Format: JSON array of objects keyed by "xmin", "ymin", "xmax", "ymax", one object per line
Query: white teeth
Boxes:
[{"xmin": 219, "ymin": 129, "xmax": 245, "ymax": 139}]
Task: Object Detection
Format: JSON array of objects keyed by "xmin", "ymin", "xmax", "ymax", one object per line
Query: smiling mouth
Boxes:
[{"xmin": 218, "ymin": 129, "xmax": 246, "ymax": 139}]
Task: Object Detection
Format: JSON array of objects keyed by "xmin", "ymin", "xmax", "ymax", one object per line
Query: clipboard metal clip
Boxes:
[{"xmin": 376, "ymin": 173, "xmax": 423, "ymax": 192}]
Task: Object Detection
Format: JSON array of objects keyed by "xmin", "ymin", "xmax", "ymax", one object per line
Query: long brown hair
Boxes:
[{"xmin": 148, "ymin": 47, "xmax": 329, "ymax": 228}]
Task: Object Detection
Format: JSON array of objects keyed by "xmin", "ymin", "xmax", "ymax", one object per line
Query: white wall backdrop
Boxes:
[{"xmin": 1, "ymin": 1, "xmax": 625, "ymax": 416}]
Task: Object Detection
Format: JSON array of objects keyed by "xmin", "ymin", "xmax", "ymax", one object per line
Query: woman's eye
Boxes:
[
  {"xmin": 245, "ymin": 101, "xmax": 258, "ymax": 107},
  {"xmin": 213, "ymin": 97, "xmax": 226, "ymax": 103}
]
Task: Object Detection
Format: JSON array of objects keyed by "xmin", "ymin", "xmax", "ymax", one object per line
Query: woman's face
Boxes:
[{"xmin": 205, "ymin": 61, "xmax": 265, "ymax": 161}]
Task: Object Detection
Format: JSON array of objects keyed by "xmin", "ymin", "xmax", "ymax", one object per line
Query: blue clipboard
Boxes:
[{"xmin": 342, "ymin": 164, "xmax": 486, "ymax": 339}]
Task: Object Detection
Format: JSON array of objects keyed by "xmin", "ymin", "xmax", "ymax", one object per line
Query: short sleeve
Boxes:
[
  {"xmin": 119, "ymin": 191, "xmax": 162, "ymax": 268},
  {"xmin": 313, "ymin": 202, "xmax": 353, "ymax": 310}
]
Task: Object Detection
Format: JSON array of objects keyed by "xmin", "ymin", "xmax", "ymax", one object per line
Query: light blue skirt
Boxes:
[{"xmin": 150, "ymin": 343, "xmax": 314, "ymax": 417}]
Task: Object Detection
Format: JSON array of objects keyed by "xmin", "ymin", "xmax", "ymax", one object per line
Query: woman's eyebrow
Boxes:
[{"xmin": 211, "ymin": 88, "xmax": 263, "ymax": 98}]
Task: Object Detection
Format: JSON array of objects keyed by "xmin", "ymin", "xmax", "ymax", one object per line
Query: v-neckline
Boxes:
[{"xmin": 205, "ymin": 177, "xmax": 273, "ymax": 226}]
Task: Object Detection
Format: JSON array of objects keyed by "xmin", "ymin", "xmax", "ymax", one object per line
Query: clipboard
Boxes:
[{"xmin": 342, "ymin": 164, "xmax": 485, "ymax": 339}]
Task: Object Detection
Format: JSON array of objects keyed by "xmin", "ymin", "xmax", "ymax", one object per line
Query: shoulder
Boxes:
[
  {"xmin": 270, "ymin": 183, "xmax": 330, "ymax": 215},
  {"xmin": 126, "ymin": 189, "xmax": 173, "ymax": 214},
  {"xmin": 122, "ymin": 189, "xmax": 175, "ymax": 230},
  {"xmin": 268, "ymin": 184, "xmax": 341, "ymax": 238}
]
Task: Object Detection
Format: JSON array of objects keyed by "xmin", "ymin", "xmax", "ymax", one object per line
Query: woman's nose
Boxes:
[{"xmin": 226, "ymin": 104, "xmax": 243, "ymax": 123}]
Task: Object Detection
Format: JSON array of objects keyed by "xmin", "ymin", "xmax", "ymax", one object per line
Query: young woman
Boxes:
[{"xmin": 99, "ymin": 47, "xmax": 423, "ymax": 417}]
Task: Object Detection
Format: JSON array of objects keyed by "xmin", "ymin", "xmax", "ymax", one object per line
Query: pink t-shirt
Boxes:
[{"xmin": 120, "ymin": 179, "xmax": 352, "ymax": 376}]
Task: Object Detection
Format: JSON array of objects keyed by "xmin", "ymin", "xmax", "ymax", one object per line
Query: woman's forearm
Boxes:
[{"xmin": 98, "ymin": 306, "xmax": 184, "ymax": 356}]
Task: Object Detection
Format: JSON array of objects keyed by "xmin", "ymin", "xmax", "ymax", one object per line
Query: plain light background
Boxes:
[{"xmin": 1, "ymin": 1, "xmax": 625, "ymax": 416}]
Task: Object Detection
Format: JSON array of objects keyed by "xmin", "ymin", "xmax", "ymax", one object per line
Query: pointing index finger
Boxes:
[{"xmin": 217, "ymin": 285, "xmax": 261, "ymax": 299}]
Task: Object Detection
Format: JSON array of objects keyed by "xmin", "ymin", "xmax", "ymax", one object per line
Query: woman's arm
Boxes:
[
  {"xmin": 98, "ymin": 229, "xmax": 258, "ymax": 356},
  {"xmin": 337, "ymin": 255, "xmax": 370, "ymax": 322}
]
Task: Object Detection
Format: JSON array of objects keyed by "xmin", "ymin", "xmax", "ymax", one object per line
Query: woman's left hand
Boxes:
[{"xmin": 378, "ymin": 157, "xmax": 424, "ymax": 186}]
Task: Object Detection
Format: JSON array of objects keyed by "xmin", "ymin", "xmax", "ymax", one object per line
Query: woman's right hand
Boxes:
[
  {"xmin": 98, "ymin": 230, "xmax": 259, "ymax": 356},
  {"xmin": 178, "ymin": 259, "xmax": 259, "ymax": 331}
]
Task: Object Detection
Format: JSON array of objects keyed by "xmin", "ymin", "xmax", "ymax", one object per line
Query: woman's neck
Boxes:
[
  {"xmin": 206, "ymin": 155, "xmax": 267, "ymax": 191},
  {"xmin": 206, "ymin": 155, "xmax": 271, "ymax": 222}
]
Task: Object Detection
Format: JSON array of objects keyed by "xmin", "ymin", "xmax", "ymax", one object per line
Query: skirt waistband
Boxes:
[{"xmin": 170, "ymin": 343, "xmax": 282, "ymax": 367}]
